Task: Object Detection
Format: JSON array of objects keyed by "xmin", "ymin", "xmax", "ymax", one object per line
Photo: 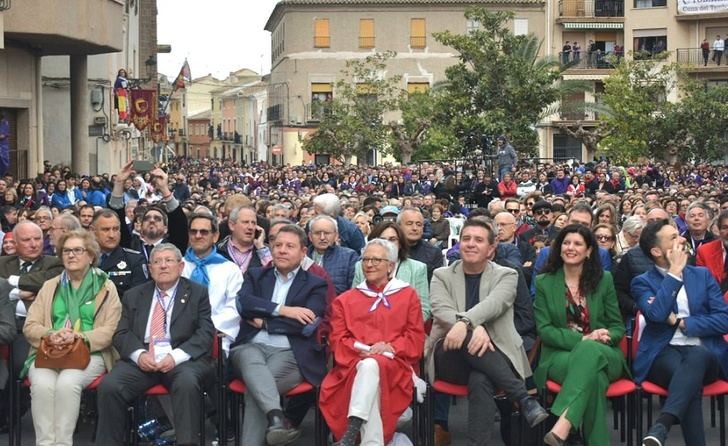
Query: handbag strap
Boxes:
[{"xmin": 93, "ymin": 289, "xmax": 110, "ymax": 320}]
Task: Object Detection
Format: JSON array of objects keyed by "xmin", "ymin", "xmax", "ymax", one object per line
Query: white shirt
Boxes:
[
  {"xmin": 9, "ymin": 258, "xmax": 36, "ymax": 318},
  {"xmin": 714, "ymin": 39, "xmax": 725, "ymax": 51},
  {"xmin": 130, "ymin": 280, "xmax": 193, "ymax": 366},
  {"xmin": 655, "ymin": 266, "xmax": 702, "ymax": 346},
  {"xmin": 182, "ymin": 259, "xmax": 243, "ymax": 353},
  {"xmin": 250, "ymin": 267, "xmax": 300, "ymax": 349}
]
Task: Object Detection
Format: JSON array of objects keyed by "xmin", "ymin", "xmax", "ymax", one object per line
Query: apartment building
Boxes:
[
  {"xmin": 1, "ymin": 0, "xmax": 124, "ymax": 177},
  {"xmin": 264, "ymin": 0, "xmax": 546, "ymax": 166},
  {"xmin": 544, "ymin": 0, "xmax": 728, "ymax": 161}
]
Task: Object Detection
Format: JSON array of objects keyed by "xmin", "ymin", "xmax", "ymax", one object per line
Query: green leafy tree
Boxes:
[
  {"xmin": 432, "ymin": 8, "xmax": 565, "ymax": 158},
  {"xmin": 303, "ymin": 51, "xmax": 402, "ymax": 165},
  {"xmin": 598, "ymin": 54, "xmax": 676, "ymax": 163},
  {"xmin": 670, "ymin": 78, "xmax": 728, "ymax": 162}
]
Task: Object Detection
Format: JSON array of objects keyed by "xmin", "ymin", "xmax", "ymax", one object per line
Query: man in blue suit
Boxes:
[
  {"xmin": 632, "ymin": 219, "xmax": 728, "ymax": 446},
  {"xmin": 230, "ymin": 224, "xmax": 328, "ymax": 446}
]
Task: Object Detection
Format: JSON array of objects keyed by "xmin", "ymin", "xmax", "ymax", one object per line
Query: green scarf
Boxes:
[{"xmin": 54, "ymin": 267, "xmax": 108, "ymax": 332}]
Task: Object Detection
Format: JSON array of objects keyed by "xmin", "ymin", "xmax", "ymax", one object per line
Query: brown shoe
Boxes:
[{"xmin": 434, "ymin": 424, "xmax": 452, "ymax": 446}]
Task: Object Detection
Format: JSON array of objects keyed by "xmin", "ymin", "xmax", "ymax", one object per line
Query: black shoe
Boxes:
[
  {"xmin": 265, "ymin": 414, "xmax": 295, "ymax": 446},
  {"xmin": 520, "ymin": 397, "xmax": 549, "ymax": 427},
  {"xmin": 642, "ymin": 423, "xmax": 668, "ymax": 446}
]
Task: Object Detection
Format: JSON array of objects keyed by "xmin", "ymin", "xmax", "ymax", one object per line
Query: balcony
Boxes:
[
  {"xmin": 267, "ymin": 104, "xmax": 282, "ymax": 122},
  {"xmin": 558, "ymin": 52, "xmax": 618, "ymax": 70},
  {"xmin": 677, "ymin": 48, "xmax": 728, "ymax": 71},
  {"xmin": 559, "ymin": 0, "xmax": 624, "ymax": 17},
  {"xmin": 306, "ymin": 101, "xmax": 331, "ymax": 123},
  {"xmin": 3, "ymin": 0, "xmax": 123, "ymax": 55}
]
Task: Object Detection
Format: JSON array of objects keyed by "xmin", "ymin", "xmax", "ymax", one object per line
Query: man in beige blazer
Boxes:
[{"xmin": 428, "ymin": 218, "xmax": 546, "ymax": 445}]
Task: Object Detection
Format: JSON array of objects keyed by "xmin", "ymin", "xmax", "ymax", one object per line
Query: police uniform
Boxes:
[{"xmin": 98, "ymin": 246, "xmax": 148, "ymax": 296}]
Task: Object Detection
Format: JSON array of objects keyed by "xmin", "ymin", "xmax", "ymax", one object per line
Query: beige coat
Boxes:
[
  {"xmin": 427, "ymin": 260, "xmax": 530, "ymax": 382},
  {"xmin": 23, "ymin": 274, "xmax": 122, "ymax": 372}
]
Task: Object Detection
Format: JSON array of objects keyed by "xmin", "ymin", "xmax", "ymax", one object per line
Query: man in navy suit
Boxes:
[
  {"xmin": 96, "ymin": 243, "xmax": 215, "ymax": 446},
  {"xmin": 230, "ymin": 223, "xmax": 328, "ymax": 446},
  {"xmin": 632, "ymin": 220, "xmax": 728, "ymax": 446}
]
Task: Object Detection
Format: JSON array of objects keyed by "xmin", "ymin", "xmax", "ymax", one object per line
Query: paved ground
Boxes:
[{"xmin": 1, "ymin": 394, "xmax": 722, "ymax": 445}]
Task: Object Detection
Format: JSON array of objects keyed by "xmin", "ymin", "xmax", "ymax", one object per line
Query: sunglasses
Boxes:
[
  {"xmin": 596, "ymin": 235, "xmax": 615, "ymax": 241},
  {"xmin": 188, "ymin": 228, "xmax": 213, "ymax": 236},
  {"xmin": 143, "ymin": 215, "xmax": 164, "ymax": 222},
  {"xmin": 506, "ymin": 208, "xmax": 520, "ymax": 214},
  {"xmin": 535, "ymin": 209, "xmax": 552, "ymax": 215}
]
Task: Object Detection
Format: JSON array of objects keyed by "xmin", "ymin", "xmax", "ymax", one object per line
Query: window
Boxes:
[
  {"xmin": 410, "ymin": 18, "xmax": 426, "ymax": 48},
  {"xmin": 514, "ymin": 18, "xmax": 528, "ymax": 36},
  {"xmin": 634, "ymin": 0, "xmax": 666, "ymax": 7},
  {"xmin": 466, "ymin": 19, "xmax": 480, "ymax": 34},
  {"xmin": 553, "ymin": 134, "xmax": 583, "ymax": 161},
  {"xmin": 311, "ymin": 83, "xmax": 333, "ymax": 120},
  {"xmin": 633, "ymin": 29, "xmax": 667, "ymax": 59},
  {"xmin": 359, "ymin": 19, "xmax": 375, "ymax": 48},
  {"xmin": 407, "ymin": 82, "xmax": 430, "ymax": 94},
  {"xmin": 314, "ymin": 18, "xmax": 330, "ymax": 48}
]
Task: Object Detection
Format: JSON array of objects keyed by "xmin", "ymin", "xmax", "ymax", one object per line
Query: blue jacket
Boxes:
[
  {"xmin": 235, "ymin": 266, "xmax": 328, "ymax": 385},
  {"xmin": 336, "ymin": 216, "xmax": 365, "ymax": 254},
  {"xmin": 51, "ymin": 191, "xmax": 74, "ymax": 210},
  {"xmin": 85, "ymin": 189, "xmax": 108, "ymax": 207},
  {"xmin": 630, "ymin": 265, "xmax": 728, "ymax": 383},
  {"xmin": 530, "ymin": 245, "xmax": 612, "ymax": 298},
  {"xmin": 307, "ymin": 245, "xmax": 359, "ymax": 296},
  {"xmin": 549, "ymin": 177, "xmax": 571, "ymax": 195}
]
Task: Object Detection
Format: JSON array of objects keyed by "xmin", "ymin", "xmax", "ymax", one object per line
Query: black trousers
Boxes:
[
  {"xmin": 647, "ymin": 344, "xmax": 720, "ymax": 446},
  {"xmin": 435, "ymin": 332, "xmax": 529, "ymax": 445},
  {"xmin": 96, "ymin": 358, "xmax": 214, "ymax": 446}
]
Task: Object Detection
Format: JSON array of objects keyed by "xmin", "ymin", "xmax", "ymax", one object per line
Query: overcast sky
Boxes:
[{"xmin": 157, "ymin": 0, "xmax": 280, "ymax": 80}]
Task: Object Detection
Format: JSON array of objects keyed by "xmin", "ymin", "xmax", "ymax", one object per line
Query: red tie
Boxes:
[{"xmin": 150, "ymin": 291, "xmax": 167, "ymax": 340}]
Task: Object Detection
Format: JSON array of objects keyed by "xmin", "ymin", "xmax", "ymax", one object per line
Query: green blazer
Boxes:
[
  {"xmin": 352, "ymin": 257, "xmax": 430, "ymax": 320},
  {"xmin": 533, "ymin": 269, "xmax": 629, "ymax": 388}
]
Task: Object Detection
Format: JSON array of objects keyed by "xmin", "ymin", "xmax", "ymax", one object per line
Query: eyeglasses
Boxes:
[
  {"xmin": 62, "ymin": 247, "xmax": 87, "ymax": 257},
  {"xmin": 150, "ymin": 258, "xmax": 179, "ymax": 266},
  {"xmin": 34, "ymin": 216, "xmax": 50, "ymax": 222},
  {"xmin": 596, "ymin": 235, "xmax": 615, "ymax": 242},
  {"xmin": 362, "ymin": 257, "xmax": 388, "ymax": 266},
  {"xmin": 384, "ymin": 237, "xmax": 399, "ymax": 243},
  {"xmin": 506, "ymin": 208, "xmax": 520, "ymax": 214},
  {"xmin": 188, "ymin": 228, "xmax": 213, "ymax": 236},
  {"xmin": 143, "ymin": 214, "xmax": 163, "ymax": 222},
  {"xmin": 535, "ymin": 209, "xmax": 552, "ymax": 216}
]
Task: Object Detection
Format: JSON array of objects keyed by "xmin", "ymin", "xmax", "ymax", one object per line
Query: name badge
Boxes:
[{"xmin": 151, "ymin": 337, "xmax": 172, "ymax": 363}]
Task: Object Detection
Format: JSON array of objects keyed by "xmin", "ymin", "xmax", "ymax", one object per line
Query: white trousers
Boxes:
[
  {"xmin": 28, "ymin": 355, "xmax": 105, "ymax": 446},
  {"xmin": 348, "ymin": 358, "xmax": 384, "ymax": 446}
]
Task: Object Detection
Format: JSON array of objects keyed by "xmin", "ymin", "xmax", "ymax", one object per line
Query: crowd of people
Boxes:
[{"xmin": 0, "ymin": 155, "xmax": 727, "ymax": 446}]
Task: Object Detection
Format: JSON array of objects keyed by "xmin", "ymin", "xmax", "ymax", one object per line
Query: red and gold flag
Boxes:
[
  {"xmin": 130, "ymin": 89, "xmax": 157, "ymax": 131},
  {"xmin": 152, "ymin": 116, "xmax": 167, "ymax": 143}
]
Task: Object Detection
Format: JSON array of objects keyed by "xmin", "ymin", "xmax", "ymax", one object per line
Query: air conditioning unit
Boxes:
[{"xmin": 94, "ymin": 117, "xmax": 107, "ymax": 125}]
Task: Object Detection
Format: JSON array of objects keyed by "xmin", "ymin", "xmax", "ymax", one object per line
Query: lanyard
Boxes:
[{"xmin": 155, "ymin": 287, "xmax": 176, "ymax": 333}]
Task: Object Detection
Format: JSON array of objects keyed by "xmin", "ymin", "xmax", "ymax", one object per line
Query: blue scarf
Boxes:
[{"xmin": 184, "ymin": 246, "xmax": 228, "ymax": 286}]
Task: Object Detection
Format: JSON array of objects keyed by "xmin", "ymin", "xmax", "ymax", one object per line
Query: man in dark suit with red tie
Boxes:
[
  {"xmin": 96, "ymin": 243, "xmax": 214, "ymax": 446},
  {"xmin": 696, "ymin": 209, "xmax": 728, "ymax": 300}
]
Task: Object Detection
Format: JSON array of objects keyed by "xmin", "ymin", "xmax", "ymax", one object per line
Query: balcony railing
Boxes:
[
  {"xmin": 558, "ymin": 51, "xmax": 618, "ymax": 69},
  {"xmin": 306, "ymin": 102, "xmax": 331, "ymax": 122},
  {"xmin": 559, "ymin": 0, "xmax": 624, "ymax": 17},
  {"xmin": 677, "ymin": 48, "xmax": 728, "ymax": 68}
]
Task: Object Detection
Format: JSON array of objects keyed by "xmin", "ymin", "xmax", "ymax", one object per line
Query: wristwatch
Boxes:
[{"xmin": 457, "ymin": 316, "xmax": 473, "ymax": 329}]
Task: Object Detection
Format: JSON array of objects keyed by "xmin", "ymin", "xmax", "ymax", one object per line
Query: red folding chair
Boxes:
[
  {"xmin": 633, "ymin": 312, "xmax": 728, "ymax": 446},
  {"xmin": 225, "ymin": 378, "xmax": 324, "ymax": 445}
]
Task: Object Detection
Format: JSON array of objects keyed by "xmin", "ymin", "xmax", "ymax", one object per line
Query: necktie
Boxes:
[
  {"xmin": 19, "ymin": 261, "xmax": 32, "ymax": 275},
  {"xmin": 100, "ymin": 253, "xmax": 109, "ymax": 265},
  {"xmin": 150, "ymin": 291, "xmax": 167, "ymax": 341}
]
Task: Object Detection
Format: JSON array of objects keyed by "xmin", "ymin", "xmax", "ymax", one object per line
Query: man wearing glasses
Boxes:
[
  {"xmin": 307, "ymin": 215, "xmax": 358, "ymax": 296},
  {"xmin": 109, "ymin": 161, "xmax": 189, "ymax": 261},
  {"xmin": 520, "ymin": 200, "xmax": 558, "ymax": 245},
  {"xmin": 504, "ymin": 198, "xmax": 529, "ymax": 239}
]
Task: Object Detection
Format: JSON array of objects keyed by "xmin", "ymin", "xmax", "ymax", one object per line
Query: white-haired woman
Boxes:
[{"xmin": 320, "ymin": 239, "xmax": 425, "ymax": 446}]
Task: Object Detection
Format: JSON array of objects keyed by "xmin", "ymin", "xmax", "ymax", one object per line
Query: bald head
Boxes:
[
  {"xmin": 494, "ymin": 211, "xmax": 517, "ymax": 242},
  {"xmin": 647, "ymin": 207, "xmax": 670, "ymax": 223}
]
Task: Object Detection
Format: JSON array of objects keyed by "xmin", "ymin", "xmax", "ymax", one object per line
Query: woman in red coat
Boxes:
[
  {"xmin": 320, "ymin": 239, "xmax": 425, "ymax": 446},
  {"xmin": 497, "ymin": 172, "xmax": 518, "ymax": 199}
]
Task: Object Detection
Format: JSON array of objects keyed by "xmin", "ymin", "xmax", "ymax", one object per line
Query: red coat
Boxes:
[
  {"xmin": 319, "ymin": 286, "xmax": 425, "ymax": 443},
  {"xmin": 497, "ymin": 180, "xmax": 517, "ymax": 199},
  {"xmin": 696, "ymin": 239, "xmax": 728, "ymax": 301}
]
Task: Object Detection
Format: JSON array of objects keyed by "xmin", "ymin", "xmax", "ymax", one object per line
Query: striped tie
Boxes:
[{"xmin": 150, "ymin": 291, "xmax": 167, "ymax": 340}]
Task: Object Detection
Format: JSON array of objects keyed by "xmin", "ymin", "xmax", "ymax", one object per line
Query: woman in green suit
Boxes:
[
  {"xmin": 534, "ymin": 224, "xmax": 629, "ymax": 446},
  {"xmin": 351, "ymin": 221, "xmax": 431, "ymax": 321}
]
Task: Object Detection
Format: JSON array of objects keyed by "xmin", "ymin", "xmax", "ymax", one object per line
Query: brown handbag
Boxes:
[{"xmin": 35, "ymin": 336, "xmax": 91, "ymax": 370}]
